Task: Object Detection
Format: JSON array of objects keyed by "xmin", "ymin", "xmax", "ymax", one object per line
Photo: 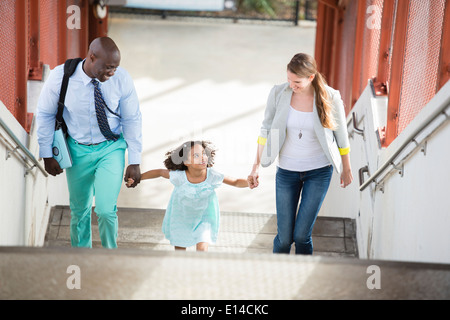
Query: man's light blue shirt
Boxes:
[{"xmin": 36, "ymin": 60, "xmax": 142, "ymax": 164}]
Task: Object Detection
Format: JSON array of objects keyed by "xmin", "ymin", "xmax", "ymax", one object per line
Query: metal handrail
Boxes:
[
  {"xmin": 0, "ymin": 116, "xmax": 48, "ymax": 177},
  {"xmin": 359, "ymin": 94, "xmax": 450, "ymax": 192}
]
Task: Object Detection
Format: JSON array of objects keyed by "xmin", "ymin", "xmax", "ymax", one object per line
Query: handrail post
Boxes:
[
  {"xmin": 0, "ymin": 117, "xmax": 48, "ymax": 177},
  {"xmin": 358, "ymin": 165, "xmax": 369, "ymax": 187},
  {"xmin": 352, "ymin": 112, "xmax": 364, "ymax": 136}
]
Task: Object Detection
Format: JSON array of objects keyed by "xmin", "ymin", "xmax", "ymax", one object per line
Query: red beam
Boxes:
[
  {"xmin": 15, "ymin": 0, "xmax": 29, "ymax": 131},
  {"xmin": 89, "ymin": 2, "xmax": 109, "ymax": 43},
  {"xmin": 319, "ymin": 0, "xmax": 339, "ymax": 10},
  {"xmin": 350, "ymin": 0, "xmax": 367, "ymax": 106},
  {"xmin": 28, "ymin": 0, "xmax": 43, "ymax": 81},
  {"xmin": 373, "ymin": 0, "xmax": 396, "ymax": 96},
  {"xmin": 384, "ymin": 0, "xmax": 410, "ymax": 146},
  {"xmin": 58, "ymin": 0, "xmax": 68, "ymax": 65},
  {"xmin": 438, "ymin": 0, "xmax": 450, "ymax": 90},
  {"xmin": 328, "ymin": 7, "xmax": 340, "ymax": 89},
  {"xmin": 314, "ymin": 2, "xmax": 326, "ymax": 71}
]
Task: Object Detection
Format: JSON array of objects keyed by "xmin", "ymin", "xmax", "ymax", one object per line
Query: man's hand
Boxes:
[
  {"xmin": 43, "ymin": 157, "xmax": 63, "ymax": 176},
  {"xmin": 124, "ymin": 164, "xmax": 141, "ymax": 188}
]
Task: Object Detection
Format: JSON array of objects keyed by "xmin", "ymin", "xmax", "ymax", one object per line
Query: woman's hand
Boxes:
[
  {"xmin": 247, "ymin": 168, "xmax": 259, "ymax": 189},
  {"xmin": 248, "ymin": 143, "xmax": 265, "ymax": 189},
  {"xmin": 340, "ymin": 154, "xmax": 353, "ymax": 188},
  {"xmin": 340, "ymin": 167, "xmax": 353, "ymax": 188}
]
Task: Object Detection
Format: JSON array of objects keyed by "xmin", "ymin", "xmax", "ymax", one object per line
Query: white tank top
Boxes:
[{"xmin": 278, "ymin": 106, "xmax": 330, "ymax": 171}]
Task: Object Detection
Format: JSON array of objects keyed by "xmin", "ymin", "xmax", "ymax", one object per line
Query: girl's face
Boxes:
[
  {"xmin": 287, "ymin": 70, "xmax": 314, "ymax": 93},
  {"xmin": 185, "ymin": 144, "xmax": 208, "ymax": 169}
]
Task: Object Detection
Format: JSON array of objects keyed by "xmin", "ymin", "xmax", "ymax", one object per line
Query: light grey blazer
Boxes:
[{"xmin": 258, "ymin": 82, "xmax": 350, "ymax": 174}]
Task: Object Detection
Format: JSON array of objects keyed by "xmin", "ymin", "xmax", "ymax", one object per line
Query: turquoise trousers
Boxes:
[{"xmin": 66, "ymin": 135, "xmax": 127, "ymax": 249}]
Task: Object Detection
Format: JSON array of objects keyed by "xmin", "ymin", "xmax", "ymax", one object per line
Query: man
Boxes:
[{"xmin": 36, "ymin": 37, "xmax": 142, "ymax": 249}]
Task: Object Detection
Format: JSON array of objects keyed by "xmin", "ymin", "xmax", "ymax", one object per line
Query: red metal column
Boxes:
[
  {"xmin": 28, "ymin": 0, "xmax": 43, "ymax": 81},
  {"xmin": 327, "ymin": 6, "xmax": 338, "ymax": 89},
  {"xmin": 89, "ymin": 3, "xmax": 109, "ymax": 43},
  {"xmin": 438, "ymin": 0, "xmax": 450, "ymax": 90},
  {"xmin": 15, "ymin": 0, "xmax": 29, "ymax": 131},
  {"xmin": 372, "ymin": 0, "xmax": 395, "ymax": 97},
  {"xmin": 319, "ymin": 0, "xmax": 339, "ymax": 10},
  {"xmin": 330, "ymin": 6, "xmax": 344, "ymax": 90},
  {"xmin": 372, "ymin": 0, "xmax": 395, "ymax": 146},
  {"xmin": 66, "ymin": 0, "xmax": 90, "ymax": 59},
  {"xmin": 80, "ymin": 0, "xmax": 90, "ymax": 57},
  {"xmin": 58, "ymin": 0, "xmax": 68, "ymax": 65},
  {"xmin": 384, "ymin": 0, "xmax": 410, "ymax": 146},
  {"xmin": 315, "ymin": 2, "xmax": 336, "ymax": 84},
  {"xmin": 314, "ymin": 2, "xmax": 326, "ymax": 73},
  {"xmin": 350, "ymin": 0, "xmax": 367, "ymax": 107}
]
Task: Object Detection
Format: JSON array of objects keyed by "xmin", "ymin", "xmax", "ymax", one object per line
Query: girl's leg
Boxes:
[
  {"xmin": 273, "ymin": 167, "xmax": 302, "ymax": 253},
  {"xmin": 294, "ymin": 165, "xmax": 333, "ymax": 255},
  {"xmin": 196, "ymin": 242, "xmax": 209, "ymax": 251}
]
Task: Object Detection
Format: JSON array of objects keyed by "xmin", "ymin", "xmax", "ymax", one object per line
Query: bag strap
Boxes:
[{"xmin": 55, "ymin": 58, "xmax": 83, "ymax": 132}]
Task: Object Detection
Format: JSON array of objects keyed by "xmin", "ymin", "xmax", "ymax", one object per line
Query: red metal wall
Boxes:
[
  {"xmin": 0, "ymin": 0, "xmax": 108, "ymax": 132},
  {"xmin": 0, "ymin": 1, "xmax": 18, "ymax": 125},
  {"xmin": 315, "ymin": 0, "xmax": 450, "ymax": 146}
]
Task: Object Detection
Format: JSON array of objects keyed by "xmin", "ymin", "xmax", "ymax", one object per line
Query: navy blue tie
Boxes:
[{"xmin": 91, "ymin": 79, "xmax": 119, "ymax": 141}]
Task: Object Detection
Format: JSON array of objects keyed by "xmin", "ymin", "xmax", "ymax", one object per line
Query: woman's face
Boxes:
[{"xmin": 287, "ymin": 70, "xmax": 314, "ymax": 93}]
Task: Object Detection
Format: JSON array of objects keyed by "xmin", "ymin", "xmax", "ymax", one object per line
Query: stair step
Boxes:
[
  {"xmin": 1, "ymin": 246, "xmax": 448, "ymax": 299},
  {"xmin": 45, "ymin": 206, "xmax": 358, "ymax": 257}
]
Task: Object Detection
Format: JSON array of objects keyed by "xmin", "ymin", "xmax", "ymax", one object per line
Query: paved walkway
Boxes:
[{"xmin": 108, "ymin": 15, "xmax": 316, "ymax": 214}]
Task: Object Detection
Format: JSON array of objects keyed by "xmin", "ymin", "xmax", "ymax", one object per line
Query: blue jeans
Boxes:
[{"xmin": 274, "ymin": 165, "xmax": 333, "ymax": 255}]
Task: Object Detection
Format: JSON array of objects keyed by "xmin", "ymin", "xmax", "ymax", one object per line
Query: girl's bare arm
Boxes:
[
  {"xmin": 127, "ymin": 169, "xmax": 169, "ymax": 186},
  {"xmin": 223, "ymin": 176, "xmax": 249, "ymax": 188},
  {"xmin": 141, "ymin": 169, "xmax": 170, "ymax": 180}
]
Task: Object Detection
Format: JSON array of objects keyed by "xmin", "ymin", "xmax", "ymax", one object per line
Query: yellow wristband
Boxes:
[
  {"xmin": 339, "ymin": 147, "xmax": 350, "ymax": 155},
  {"xmin": 257, "ymin": 136, "xmax": 267, "ymax": 146}
]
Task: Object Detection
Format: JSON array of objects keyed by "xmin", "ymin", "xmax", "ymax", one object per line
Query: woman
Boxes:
[{"xmin": 248, "ymin": 53, "xmax": 353, "ymax": 255}]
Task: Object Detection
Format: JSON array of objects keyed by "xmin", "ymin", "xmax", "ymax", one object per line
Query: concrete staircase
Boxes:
[
  {"xmin": 1, "ymin": 206, "xmax": 447, "ymax": 300},
  {"xmin": 45, "ymin": 206, "xmax": 358, "ymax": 257}
]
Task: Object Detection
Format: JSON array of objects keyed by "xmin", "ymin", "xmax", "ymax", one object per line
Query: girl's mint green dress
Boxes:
[{"xmin": 162, "ymin": 168, "xmax": 224, "ymax": 247}]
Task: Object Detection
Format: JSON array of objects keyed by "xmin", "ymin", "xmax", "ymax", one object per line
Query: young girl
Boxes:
[{"xmin": 127, "ymin": 140, "xmax": 248, "ymax": 251}]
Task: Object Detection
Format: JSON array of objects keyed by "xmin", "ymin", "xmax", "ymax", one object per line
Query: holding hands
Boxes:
[
  {"xmin": 124, "ymin": 164, "xmax": 141, "ymax": 188},
  {"xmin": 247, "ymin": 168, "xmax": 259, "ymax": 189}
]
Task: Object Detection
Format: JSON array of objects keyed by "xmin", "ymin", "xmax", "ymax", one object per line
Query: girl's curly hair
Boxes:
[{"xmin": 163, "ymin": 140, "xmax": 216, "ymax": 171}]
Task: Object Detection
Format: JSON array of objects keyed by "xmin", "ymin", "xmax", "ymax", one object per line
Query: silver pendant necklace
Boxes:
[
  {"xmin": 296, "ymin": 109, "xmax": 307, "ymax": 140},
  {"xmin": 291, "ymin": 91, "xmax": 313, "ymax": 140}
]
